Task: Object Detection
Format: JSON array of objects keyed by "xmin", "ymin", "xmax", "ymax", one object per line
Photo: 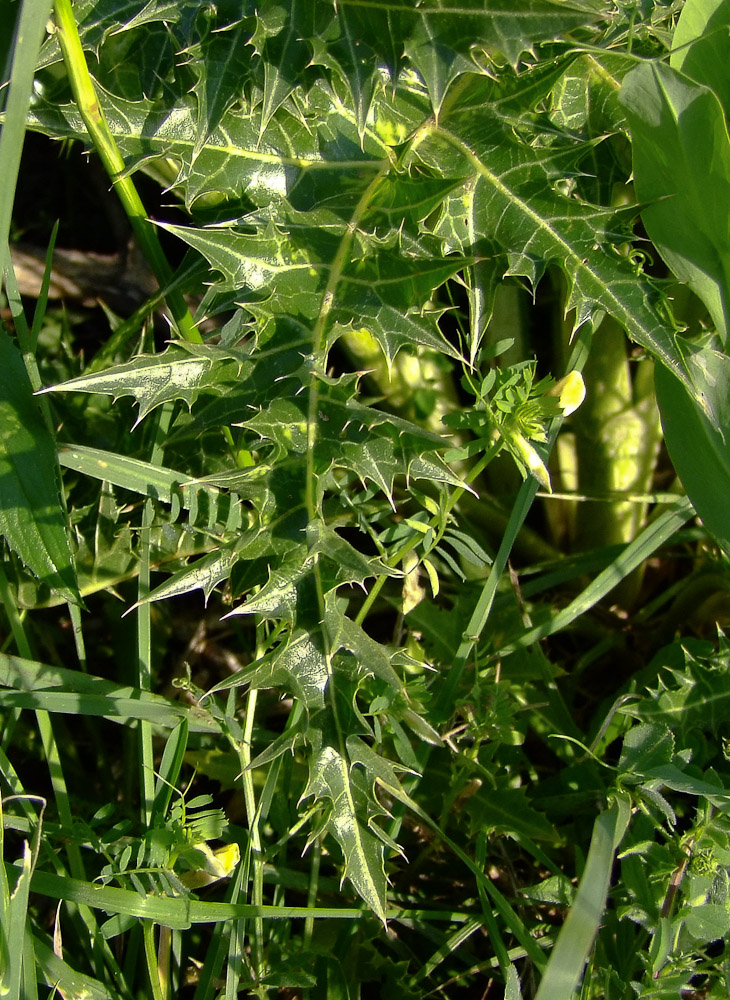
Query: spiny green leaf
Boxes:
[
  {"xmin": 405, "ymin": 0, "xmax": 595, "ymax": 114},
  {"xmin": 257, "ymin": 0, "xmax": 320, "ymax": 138},
  {"xmin": 410, "ymin": 78, "xmax": 693, "ymax": 398},
  {"xmin": 131, "ymin": 545, "xmax": 241, "ymax": 608},
  {"xmin": 26, "ymin": 82, "xmax": 388, "ymax": 209},
  {"xmin": 237, "ymin": 628, "xmax": 331, "ymax": 709},
  {"xmin": 636, "ymin": 639, "xmax": 730, "ymax": 744},
  {"xmin": 38, "ymin": 0, "xmax": 185, "ymax": 68},
  {"xmin": 0, "ymin": 329, "xmax": 79, "ymax": 605},
  {"xmin": 40, "ymin": 342, "xmax": 249, "ymax": 425},
  {"xmin": 302, "ymin": 721, "xmax": 388, "ymax": 923},
  {"xmin": 185, "ymin": 10, "xmax": 258, "ymax": 163},
  {"xmin": 307, "ymin": 520, "xmax": 400, "ymax": 590},
  {"xmin": 329, "ymin": 250, "xmax": 466, "ymax": 365},
  {"xmin": 214, "ymin": 591, "xmax": 403, "ymax": 706}
]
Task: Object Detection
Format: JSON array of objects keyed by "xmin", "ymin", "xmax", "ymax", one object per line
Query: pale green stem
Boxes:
[
  {"xmin": 238, "ymin": 685, "xmax": 264, "ymax": 971},
  {"xmin": 52, "ymin": 0, "xmax": 201, "ymax": 343},
  {"xmin": 137, "ymin": 402, "xmax": 174, "ymax": 824},
  {"xmin": 304, "ymin": 838, "xmax": 322, "ymax": 945},
  {"xmin": 143, "ymin": 921, "xmax": 166, "ymax": 1000},
  {"xmin": 157, "ymin": 925, "xmax": 171, "ymax": 1000}
]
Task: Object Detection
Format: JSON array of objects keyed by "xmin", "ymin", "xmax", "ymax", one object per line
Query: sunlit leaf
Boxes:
[{"xmin": 0, "ymin": 329, "xmax": 79, "ymax": 604}]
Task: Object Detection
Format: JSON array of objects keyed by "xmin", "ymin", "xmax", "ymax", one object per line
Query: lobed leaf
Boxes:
[
  {"xmin": 41, "ymin": 341, "xmax": 249, "ymax": 425},
  {"xmin": 302, "ymin": 721, "xmax": 388, "ymax": 924}
]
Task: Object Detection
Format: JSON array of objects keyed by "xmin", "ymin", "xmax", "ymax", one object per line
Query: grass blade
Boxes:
[
  {"xmin": 0, "ymin": 0, "xmax": 53, "ymax": 278},
  {"xmin": 535, "ymin": 798, "xmax": 628, "ymax": 1000}
]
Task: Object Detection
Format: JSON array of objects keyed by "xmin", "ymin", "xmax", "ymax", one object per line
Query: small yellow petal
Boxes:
[
  {"xmin": 548, "ymin": 371, "xmax": 586, "ymax": 416},
  {"xmin": 513, "ymin": 434, "xmax": 552, "ymax": 492}
]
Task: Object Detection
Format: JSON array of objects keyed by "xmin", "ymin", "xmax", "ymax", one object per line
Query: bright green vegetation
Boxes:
[{"xmin": 3, "ymin": 0, "xmax": 730, "ymax": 996}]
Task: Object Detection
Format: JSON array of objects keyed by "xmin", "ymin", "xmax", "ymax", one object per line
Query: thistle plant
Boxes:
[{"xmin": 4, "ymin": 1, "xmax": 730, "ymax": 998}]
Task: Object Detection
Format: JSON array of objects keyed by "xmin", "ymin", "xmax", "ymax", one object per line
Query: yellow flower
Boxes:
[
  {"xmin": 547, "ymin": 371, "xmax": 586, "ymax": 416},
  {"xmin": 512, "ymin": 432, "xmax": 552, "ymax": 493},
  {"xmin": 177, "ymin": 842, "xmax": 240, "ymax": 889}
]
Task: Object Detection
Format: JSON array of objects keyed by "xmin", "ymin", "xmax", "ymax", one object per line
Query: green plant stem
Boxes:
[
  {"xmin": 143, "ymin": 921, "xmax": 166, "ymax": 1000},
  {"xmin": 136, "ymin": 401, "xmax": 175, "ymax": 825},
  {"xmin": 157, "ymin": 925, "xmax": 171, "ymax": 1000},
  {"xmin": 238, "ymin": 685, "xmax": 264, "ymax": 971},
  {"xmin": 51, "ymin": 0, "xmax": 201, "ymax": 344},
  {"xmin": 304, "ymin": 838, "xmax": 322, "ymax": 945}
]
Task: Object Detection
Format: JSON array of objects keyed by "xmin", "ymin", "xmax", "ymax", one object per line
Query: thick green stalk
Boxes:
[
  {"xmin": 52, "ymin": 0, "xmax": 201, "ymax": 343},
  {"xmin": 574, "ymin": 317, "xmax": 662, "ymax": 586}
]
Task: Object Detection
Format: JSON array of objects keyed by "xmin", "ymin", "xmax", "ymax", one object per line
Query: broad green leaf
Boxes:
[
  {"xmin": 620, "ymin": 61, "xmax": 730, "ymax": 345},
  {"xmin": 685, "ymin": 902, "xmax": 730, "ymax": 942},
  {"xmin": 644, "ymin": 764, "xmax": 730, "ymax": 802},
  {"xmin": 671, "ymin": 0, "xmax": 730, "ymax": 117},
  {"xmin": 618, "ymin": 723, "xmax": 675, "ymax": 777},
  {"xmin": 0, "ymin": 329, "xmax": 79, "ymax": 604},
  {"xmin": 655, "ymin": 345, "xmax": 730, "ymax": 554}
]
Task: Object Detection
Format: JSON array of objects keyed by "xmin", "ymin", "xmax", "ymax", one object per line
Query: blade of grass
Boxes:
[
  {"xmin": 534, "ymin": 797, "xmax": 629, "ymax": 1000},
  {"xmin": 3, "ymin": 838, "xmax": 33, "ymax": 995},
  {"xmin": 0, "ymin": 651, "xmax": 218, "ymax": 732},
  {"xmin": 8, "ymin": 864, "xmax": 364, "ymax": 927},
  {"xmin": 0, "ymin": 0, "xmax": 53, "ymax": 282},
  {"xmin": 507, "ymin": 496, "xmax": 694, "ymax": 650}
]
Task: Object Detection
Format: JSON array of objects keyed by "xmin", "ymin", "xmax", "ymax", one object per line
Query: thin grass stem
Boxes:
[{"xmin": 51, "ymin": 0, "xmax": 201, "ymax": 344}]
